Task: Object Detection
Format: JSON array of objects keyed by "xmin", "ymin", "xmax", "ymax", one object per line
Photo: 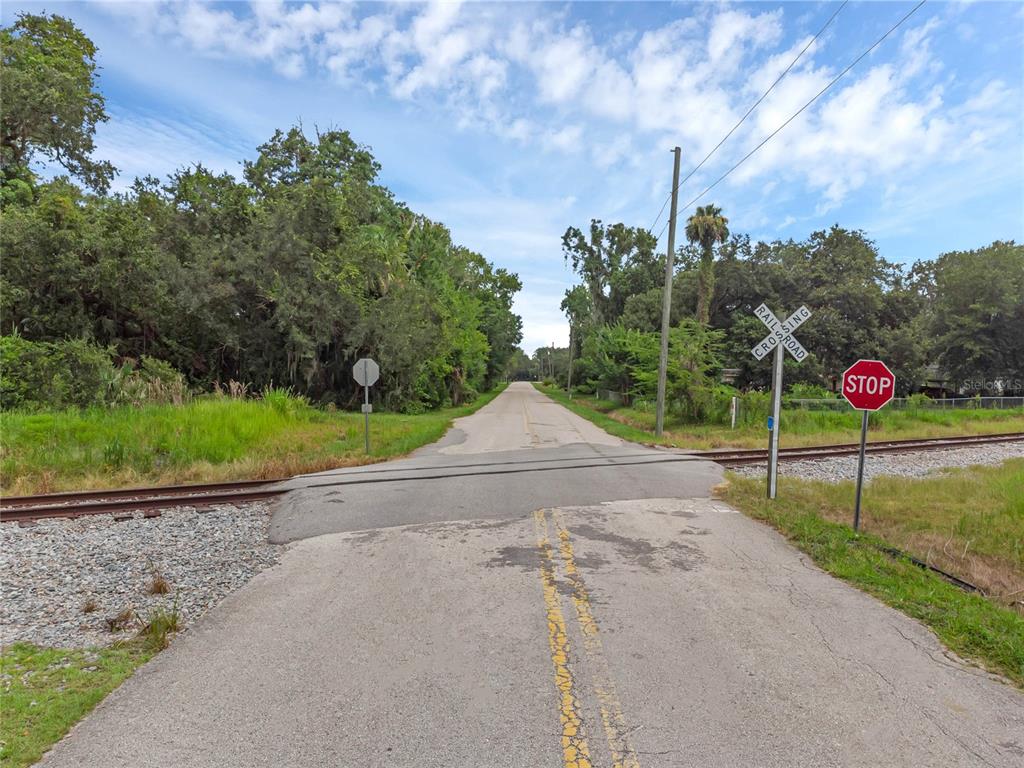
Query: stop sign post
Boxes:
[
  {"xmin": 353, "ymin": 358, "xmax": 380, "ymax": 453},
  {"xmin": 842, "ymin": 359, "xmax": 896, "ymax": 531}
]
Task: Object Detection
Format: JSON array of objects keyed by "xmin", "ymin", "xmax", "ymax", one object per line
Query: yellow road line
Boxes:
[
  {"xmin": 552, "ymin": 509, "xmax": 642, "ymax": 768},
  {"xmin": 533, "ymin": 509, "xmax": 594, "ymax": 768}
]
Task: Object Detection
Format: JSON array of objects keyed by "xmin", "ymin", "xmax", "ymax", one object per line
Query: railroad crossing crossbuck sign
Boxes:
[
  {"xmin": 749, "ymin": 303, "xmax": 813, "ymax": 500},
  {"xmin": 751, "ymin": 304, "xmax": 811, "ymax": 362}
]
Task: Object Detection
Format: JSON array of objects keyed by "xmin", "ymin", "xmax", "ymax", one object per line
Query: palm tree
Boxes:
[{"xmin": 685, "ymin": 204, "xmax": 730, "ymax": 325}]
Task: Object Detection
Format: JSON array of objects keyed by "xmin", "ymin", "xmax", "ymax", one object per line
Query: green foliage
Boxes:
[
  {"xmin": 1, "ymin": 384, "xmax": 507, "ymax": 494},
  {"xmin": 0, "ymin": 334, "xmax": 111, "ymax": 409},
  {"xmin": 261, "ymin": 387, "xmax": 309, "ymax": 417},
  {"xmin": 503, "ymin": 347, "xmax": 536, "ymax": 381},
  {"xmin": 561, "ymin": 219, "xmax": 660, "ymax": 326},
  {"xmin": 925, "ymin": 241, "xmax": 1024, "ymax": 390},
  {"xmin": 566, "ymin": 224, "xmax": 1016, "ymax": 400},
  {"xmin": 0, "ymin": 125, "xmax": 521, "ymax": 411},
  {"xmin": 0, "ymin": 13, "xmax": 114, "ymax": 192},
  {"xmin": 0, "ymin": 335, "xmax": 190, "ymax": 410},
  {"xmin": 574, "ymin": 320, "xmax": 724, "ymax": 421},
  {"xmin": 0, "ymin": 18, "xmax": 521, "ymax": 412},
  {"xmin": 786, "ymin": 383, "xmax": 835, "ymax": 399},
  {"xmin": 0, "ymin": 642, "xmax": 152, "ymax": 768},
  {"xmin": 684, "ymin": 204, "xmax": 730, "ymax": 325}
]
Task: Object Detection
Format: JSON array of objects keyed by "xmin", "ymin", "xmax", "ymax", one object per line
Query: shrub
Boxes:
[
  {"xmin": 262, "ymin": 386, "xmax": 309, "ymax": 418},
  {"xmin": 0, "ymin": 334, "xmax": 111, "ymax": 410},
  {"xmin": 786, "ymin": 383, "xmax": 835, "ymax": 400},
  {"xmin": 0, "ymin": 335, "xmax": 191, "ymax": 411}
]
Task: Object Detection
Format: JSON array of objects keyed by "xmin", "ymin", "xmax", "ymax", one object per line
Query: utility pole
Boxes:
[
  {"xmin": 655, "ymin": 147, "xmax": 681, "ymax": 436},
  {"xmin": 566, "ymin": 326, "xmax": 574, "ymax": 396}
]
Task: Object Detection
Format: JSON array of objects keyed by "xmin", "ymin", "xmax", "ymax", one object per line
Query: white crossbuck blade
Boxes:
[{"xmin": 751, "ymin": 304, "xmax": 811, "ymax": 362}]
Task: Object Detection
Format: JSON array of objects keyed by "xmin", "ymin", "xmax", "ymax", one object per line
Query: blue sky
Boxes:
[{"xmin": 7, "ymin": 1, "xmax": 1023, "ymax": 354}]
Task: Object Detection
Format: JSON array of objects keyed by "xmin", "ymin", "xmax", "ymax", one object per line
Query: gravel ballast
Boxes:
[
  {"xmin": 0, "ymin": 503, "xmax": 281, "ymax": 649},
  {"xmin": 729, "ymin": 441, "xmax": 1024, "ymax": 483}
]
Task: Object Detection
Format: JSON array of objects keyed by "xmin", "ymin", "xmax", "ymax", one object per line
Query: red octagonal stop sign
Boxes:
[{"xmin": 842, "ymin": 359, "xmax": 896, "ymax": 411}]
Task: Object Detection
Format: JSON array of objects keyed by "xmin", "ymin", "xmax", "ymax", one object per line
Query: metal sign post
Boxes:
[
  {"xmin": 853, "ymin": 410, "xmax": 869, "ymax": 531},
  {"xmin": 841, "ymin": 359, "xmax": 896, "ymax": 531},
  {"xmin": 750, "ymin": 303, "xmax": 812, "ymax": 499},
  {"xmin": 352, "ymin": 358, "xmax": 380, "ymax": 454}
]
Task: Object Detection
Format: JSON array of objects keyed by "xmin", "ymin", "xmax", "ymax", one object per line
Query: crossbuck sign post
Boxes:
[{"xmin": 751, "ymin": 303, "xmax": 812, "ymax": 499}]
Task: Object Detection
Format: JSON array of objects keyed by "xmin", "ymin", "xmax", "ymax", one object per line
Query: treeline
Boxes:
[
  {"xmin": 0, "ymin": 14, "xmax": 522, "ymax": 411},
  {"xmin": 557, "ymin": 214, "xmax": 1023, "ymax": 417}
]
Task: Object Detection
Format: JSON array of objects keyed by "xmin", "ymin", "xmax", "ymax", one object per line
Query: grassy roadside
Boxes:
[
  {"xmin": 0, "ymin": 643, "xmax": 152, "ymax": 768},
  {"xmin": 1, "ymin": 385, "xmax": 506, "ymax": 496},
  {"xmin": 721, "ymin": 467, "xmax": 1024, "ymax": 688},
  {"xmin": 534, "ymin": 384, "xmax": 1024, "ymax": 450}
]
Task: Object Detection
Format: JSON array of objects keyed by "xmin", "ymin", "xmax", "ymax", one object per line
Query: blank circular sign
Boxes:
[{"xmin": 353, "ymin": 358, "xmax": 380, "ymax": 387}]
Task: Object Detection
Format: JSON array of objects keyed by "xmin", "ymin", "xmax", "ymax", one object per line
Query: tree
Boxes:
[
  {"xmin": 927, "ymin": 241, "xmax": 1024, "ymax": 392},
  {"xmin": 561, "ymin": 220, "xmax": 659, "ymax": 326},
  {"xmin": 1, "ymin": 13, "xmax": 114, "ymax": 193},
  {"xmin": 685, "ymin": 204, "xmax": 729, "ymax": 325},
  {"xmin": 504, "ymin": 348, "xmax": 535, "ymax": 381}
]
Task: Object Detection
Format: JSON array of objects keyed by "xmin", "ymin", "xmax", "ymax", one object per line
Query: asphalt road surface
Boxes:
[{"xmin": 41, "ymin": 383, "xmax": 1023, "ymax": 767}]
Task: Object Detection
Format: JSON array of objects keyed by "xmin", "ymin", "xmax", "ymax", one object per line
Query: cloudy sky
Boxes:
[{"xmin": 7, "ymin": 1, "xmax": 1023, "ymax": 353}]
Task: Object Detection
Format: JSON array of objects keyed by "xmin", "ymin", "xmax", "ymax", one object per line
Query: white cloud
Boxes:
[
  {"xmin": 708, "ymin": 8, "xmax": 783, "ymax": 69},
  {"xmin": 544, "ymin": 125, "xmax": 583, "ymax": 153},
  {"xmin": 108, "ymin": 3, "xmax": 1011, "ymax": 205}
]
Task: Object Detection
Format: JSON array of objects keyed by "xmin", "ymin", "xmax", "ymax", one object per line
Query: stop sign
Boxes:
[{"xmin": 842, "ymin": 359, "xmax": 895, "ymax": 411}]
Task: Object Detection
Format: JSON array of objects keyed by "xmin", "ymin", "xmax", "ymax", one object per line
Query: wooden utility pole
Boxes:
[
  {"xmin": 566, "ymin": 326, "xmax": 574, "ymax": 396},
  {"xmin": 655, "ymin": 147, "xmax": 681, "ymax": 436}
]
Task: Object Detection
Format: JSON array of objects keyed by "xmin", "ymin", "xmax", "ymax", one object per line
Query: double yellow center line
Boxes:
[{"xmin": 533, "ymin": 509, "xmax": 641, "ymax": 768}]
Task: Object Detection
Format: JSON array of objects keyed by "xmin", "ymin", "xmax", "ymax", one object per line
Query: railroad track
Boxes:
[
  {"xmin": 0, "ymin": 479, "xmax": 287, "ymax": 523},
  {"xmin": 2, "ymin": 432, "xmax": 1020, "ymax": 523},
  {"xmin": 692, "ymin": 431, "xmax": 1024, "ymax": 466}
]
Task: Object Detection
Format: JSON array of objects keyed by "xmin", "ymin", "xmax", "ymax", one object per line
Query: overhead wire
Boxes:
[
  {"xmin": 648, "ymin": 0, "xmax": 849, "ymax": 236},
  {"xmin": 654, "ymin": 0, "xmax": 929, "ymax": 243},
  {"xmin": 658, "ymin": 0, "xmax": 928, "ymax": 239}
]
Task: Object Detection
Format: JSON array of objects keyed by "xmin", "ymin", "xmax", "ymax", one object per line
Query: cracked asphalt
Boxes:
[{"xmin": 40, "ymin": 383, "xmax": 1024, "ymax": 767}]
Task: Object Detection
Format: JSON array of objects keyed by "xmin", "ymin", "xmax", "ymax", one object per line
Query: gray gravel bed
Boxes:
[
  {"xmin": 729, "ymin": 441, "xmax": 1024, "ymax": 483},
  {"xmin": 0, "ymin": 503, "xmax": 282, "ymax": 649}
]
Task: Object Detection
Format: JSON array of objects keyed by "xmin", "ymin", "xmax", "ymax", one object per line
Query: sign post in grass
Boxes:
[
  {"xmin": 750, "ymin": 303, "xmax": 812, "ymax": 499},
  {"xmin": 353, "ymin": 358, "xmax": 380, "ymax": 454},
  {"xmin": 841, "ymin": 359, "xmax": 896, "ymax": 531}
]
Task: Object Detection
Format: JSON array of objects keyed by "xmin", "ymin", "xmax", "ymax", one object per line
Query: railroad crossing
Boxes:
[
  {"xmin": 751, "ymin": 302, "xmax": 813, "ymax": 498},
  {"xmin": 34, "ymin": 383, "xmax": 1023, "ymax": 768}
]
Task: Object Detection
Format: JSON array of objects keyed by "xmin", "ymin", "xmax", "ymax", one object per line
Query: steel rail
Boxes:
[
  {"xmin": 0, "ymin": 478, "xmax": 286, "ymax": 508},
  {"xmin": 1, "ymin": 486, "xmax": 286, "ymax": 523},
  {"xmin": 698, "ymin": 432, "xmax": 1024, "ymax": 466},
  {"xmin": 2, "ymin": 432, "xmax": 1020, "ymax": 522}
]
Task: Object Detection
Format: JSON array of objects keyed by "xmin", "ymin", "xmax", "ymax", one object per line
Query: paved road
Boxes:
[
  {"xmin": 42, "ymin": 384, "xmax": 1024, "ymax": 767},
  {"xmin": 269, "ymin": 382, "xmax": 721, "ymax": 542}
]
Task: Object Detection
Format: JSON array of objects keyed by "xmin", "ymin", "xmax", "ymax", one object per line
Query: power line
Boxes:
[
  {"xmin": 657, "ymin": 0, "xmax": 928, "ymax": 241},
  {"xmin": 648, "ymin": 0, "xmax": 849, "ymax": 236}
]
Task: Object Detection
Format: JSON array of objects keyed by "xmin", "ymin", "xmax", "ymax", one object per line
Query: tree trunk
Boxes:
[{"xmin": 695, "ymin": 247, "xmax": 715, "ymax": 325}]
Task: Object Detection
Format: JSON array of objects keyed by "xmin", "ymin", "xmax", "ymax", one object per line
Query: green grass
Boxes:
[
  {"xmin": 721, "ymin": 466, "xmax": 1024, "ymax": 688},
  {"xmin": 534, "ymin": 384, "xmax": 1024, "ymax": 450},
  {"xmin": 1, "ymin": 385, "xmax": 506, "ymax": 495},
  {"xmin": 0, "ymin": 642, "xmax": 152, "ymax": 768}
]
